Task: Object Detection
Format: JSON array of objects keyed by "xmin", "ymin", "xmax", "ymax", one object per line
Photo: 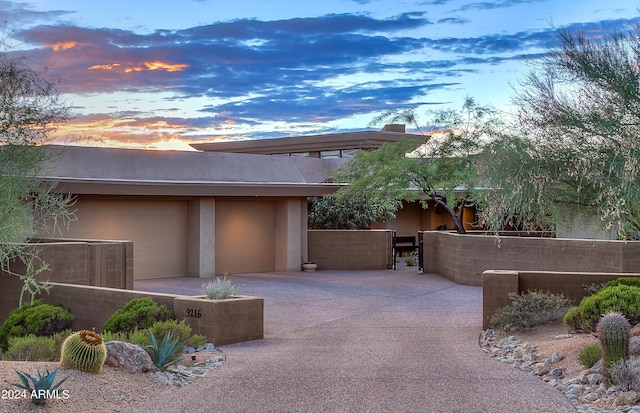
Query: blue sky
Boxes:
[{"xmin": 2, "ymin": 0, "xmax": 638, "ymax": 150}]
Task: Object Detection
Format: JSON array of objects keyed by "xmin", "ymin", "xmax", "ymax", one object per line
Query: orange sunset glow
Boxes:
[
  {"xmin": 89, "ymin": 61, "xmax": 188, "ymax": 73},
  {"xmin": 47, "ymin": 41, "xmax": 79, "ymax": 51}
]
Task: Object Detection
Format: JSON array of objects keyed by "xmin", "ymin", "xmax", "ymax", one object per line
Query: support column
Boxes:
[
  {"xmin": 187, "ymin": 198, "xmax": 216, "ymax": 278},
  {"xmin": 275, "ymin": 198, "xmax": 306, "ymax": 271}
]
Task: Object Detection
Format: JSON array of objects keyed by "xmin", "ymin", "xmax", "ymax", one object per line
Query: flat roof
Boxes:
[
  {"xmin": 41, "ymin": 145, "xmax": 346, "ymax": 197},
  {"xmin": 190, "ymin": 126, "xmax": 418, "ymax": 155}
]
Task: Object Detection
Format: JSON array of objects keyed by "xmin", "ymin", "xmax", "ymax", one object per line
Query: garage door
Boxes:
[{"xmin": 62, "ymin": 198, "xmax": 187, "ymax": 280}]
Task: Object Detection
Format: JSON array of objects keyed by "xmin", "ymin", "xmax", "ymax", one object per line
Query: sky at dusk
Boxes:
[{"xmin": 1, "ymin": 0, "xmax": 638, "ymax": 150}]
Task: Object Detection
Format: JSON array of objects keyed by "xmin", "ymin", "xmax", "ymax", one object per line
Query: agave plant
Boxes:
[
  {"xmin": 13, "ymin": 368, "xmax": 67, "ymax": 406},
  {"xmin": 139, "ymin": 330, "xmax": 186, "ymax": 371}
]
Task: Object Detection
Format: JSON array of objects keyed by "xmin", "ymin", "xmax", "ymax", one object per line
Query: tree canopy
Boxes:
[
  {"xmin": 330, "ymin": 98, "xmax": 500, "ymax": 233},
  {"xmin": 307, "ymin": 195, "xmax": 398, "ymax": 230},
  {"xmin": 0, "ymin": 48, "xmax": 75, "ymax": 304},
  {"xmin": 477, "ymin": 27, "xmax": 640, "ymax": 238}
]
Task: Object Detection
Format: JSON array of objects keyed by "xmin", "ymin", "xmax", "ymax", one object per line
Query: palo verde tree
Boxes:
[
  {"xmin": 477, "ymin": 27, "xmax": 640, "ymax": 238},
  {"xmin": 0, "ymin": 47, "xmax": 75, "ymax": 305},
  {"xmin": 330, "ymin": 98, "xmax": 501, "ymax": 234}
]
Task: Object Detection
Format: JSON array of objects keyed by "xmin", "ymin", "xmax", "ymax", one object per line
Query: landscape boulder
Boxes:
[{"xmin": 105, "ymin": 341, "xmax": 156, "ymax": 373}]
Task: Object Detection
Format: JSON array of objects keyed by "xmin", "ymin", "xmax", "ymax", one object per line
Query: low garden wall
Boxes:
[
  {"xmin": 0, "ymin": 274, "xmax": 263, "ymax": 346},
  {"xmin": 308, "ymin": 229, "xmax": 394, "ymax": 270},
  {"xmin": 3, "ymin": 238, "xmax": 133, "ymax": 289},
  {"xmin": 422, "ymin": 231, "xmax": 640, "ymax": 286},
  {"xmin": 482, "ymin": 270, "xmax": 640, "ymax": 329}
]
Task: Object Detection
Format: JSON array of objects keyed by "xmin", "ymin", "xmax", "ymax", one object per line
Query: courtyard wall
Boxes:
[
  {"xmin": 422, "ymin": 231, "xmax": 640, "ymax": 286},
  {"xmin": 482, "ymin": 270, "xmax": 640, "ymax": 329}
]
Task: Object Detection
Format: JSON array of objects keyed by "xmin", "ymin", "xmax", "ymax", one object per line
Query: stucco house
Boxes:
[{"xmin": 42, "ymin": 125, "xmax": 471, "ymax": 281}]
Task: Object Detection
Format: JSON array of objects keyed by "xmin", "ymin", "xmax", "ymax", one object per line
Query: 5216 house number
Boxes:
[{"xmin": 186, "ymin": 308, "xmax": 202, "ymax": 318}]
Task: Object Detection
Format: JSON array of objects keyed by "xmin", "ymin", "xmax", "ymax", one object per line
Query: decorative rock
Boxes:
[
  {"xmin": 480, "ymin": 329, "xmax": 640, "ymax": 413},
  {"xmin": 616, "ymin": 391, "xmax": 640, "ymax": 407},
  {"xmin": 151, "ymin": 342, "xmax": 226, "ymax": 387},
  {"xmin": 587, "ymin": 374, "xmax": 603, "ymax": 385},
  {"xmin": 105, "ymin": 341, "xmax": 156, "ymax": 373}
]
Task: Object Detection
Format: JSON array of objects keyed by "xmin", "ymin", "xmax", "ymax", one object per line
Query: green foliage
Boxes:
[
  {"xmin": 404, "ymin": 252, "xmax": 417, "ymax": 266},
  {"xmin": 478, "ymin": 28, "xmax": 640, "ymax": 237},
  {"xmin": 597, "ymin": 311, "xmax": 631, "ymax": 377},
  {"xmin": 188, "ymin": 333, "xmax": 207, "ymax": 349},
  {"xmin": 0, "ymin": 49, "xmax": 75, "ymax": 305},
  {"xmin": 138, "ymin": 330, "xmax": 186, "ymax": 371},
  {"xmin": 331, "ymin": 98, "xmax": 501, "ymax": 234},
  {"xmin": 489, "ymin": 290, "xmax": 573, "ymax": 331},
  {"xmin": 60, "ymin": 330, "xmax": 107, "ymax": 374},
  {"xmin": 308, "ymin": 195, "xmax": 398, "ymax": 229},
  {"xmin": 3, "ymin": 330, "xmax": 69, "ymax": 361},
  {"xmin": 566, "ymin": 284, "xmax": 640, "ymax": 332},
  {"xmin": 99, "ymin": 330, "xmax": 128, "ymax": 342},
  {"xmin": 103, "ymin": 320, "xmax": 207, "ymax": 349},
  {"xmin": 563, "ymin": 307, "xmax": 584, "ymax": 331},
  {"xmin": 0, "ymin": 300, "xmax": 74, "ymax": 352},
  {"xmin": 13, "ymin": 368, "xmax": 67, "ymax": 406},
  {"xmin": 604, "ymin": 277, "xmax": 640, "ymax": 290},
  {"xmin": 132, "ymin": 319, "xmax": 196, "ymax": 347},
  {"xmin": 202, "ymin": 275, "xmax": 243, "ymax": 300},
  {"xmin": 577, "ymin": 344, "xmax": 602, "ymax": 368},
  {"xmin": 102, "ymin": 297, "xmax": 174, "ymax": 334}
]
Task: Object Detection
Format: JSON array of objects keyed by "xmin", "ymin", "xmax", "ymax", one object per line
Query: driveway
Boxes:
[{"xmin": 134, "ymin": 268, "xmax": 576, "ymax": 413}]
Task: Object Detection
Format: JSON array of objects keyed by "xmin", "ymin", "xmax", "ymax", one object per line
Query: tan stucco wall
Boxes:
[
  {"xmin": 308, "ymin": 230, "xmax": 393, "ymax": 270},
  {"xmin": 275, "ymin": 198, "xmax": 307, "ymax": 271},
  {"xmin": 423, "ymin": 231, "xmax": 640, "ymax": 286},
  {"xmin": 482, "ymin": 270, "xmax": 640, "ymax": 329}
]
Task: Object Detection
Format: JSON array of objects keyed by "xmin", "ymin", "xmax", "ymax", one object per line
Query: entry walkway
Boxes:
[{"xmin": 134, "ymin": 268, "xmax": 576, "ymax": 413}]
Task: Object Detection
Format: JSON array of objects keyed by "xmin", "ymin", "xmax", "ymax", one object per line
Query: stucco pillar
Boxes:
[
  {"xmin": 187, "ymin": 198, "xmax": 215, "ymax": 278},
  {"xmin": 275, "ymin": 198, "xmax": 306, "ymax": 271}
]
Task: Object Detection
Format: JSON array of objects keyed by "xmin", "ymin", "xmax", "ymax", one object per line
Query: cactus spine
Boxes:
[
  {"xmin": 60, "ymin": 330, "xmax": 107, "ymax": 374},
  {"xmin": 596, "ymin": 311, "xmax": 631, "ymax": 378}
]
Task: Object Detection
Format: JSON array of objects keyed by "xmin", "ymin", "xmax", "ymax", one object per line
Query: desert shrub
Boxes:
[
  {"xmin": 0, "ymin": 300, "xmax": 74, "ymax": 352},
  {"xmin": 489, "ymin": 290, "xmax": 573, "ymax": 331},
  {"xmin": 127, "ymin": 320, "xmax": 208, "ymax": 348},
  {"xmin": 577, "ymin": 344, "xmax": 602, "ymax": 368},
  {"xmin": 604, "ymin": 277, "xmax": 640, "ymax": 290},
  {"xmin": 99, "ymin": 331, "xmax": 128, "ymax": 342},
  {"xmin": 188, "ymin": 333, "xmax": 207, "ymax": 349},
  {"xmin": 564, "ymin": 307, "xmax": 582, "ymax": 331},
  {"xmin": 404, "ymin": 252, "xmax": 417, "ymax": 267},
  {"xmin": 102, "ymin": 297, "xmax": 174, "ymax": 334},
  {"xmin": 4, "ymin": 329, "xmax": 71, "ymax": 362},
  {"xmin": 202, "ymin": 275, "xmax": 243, "ymax": 300},
  {"xmin": 608, "ymin": 359, "xmax": 640, "ymax": 391},
  {"xmin": 132, "ymin": 320, "xmax": 190, "ymax": 347},
  {"xmin": 4, "ymin": 335, "xmax": 57, "ymax": 361},
  {"xmin": 566, "ymin": 284, "xmax": 640, "ymax": 333}
]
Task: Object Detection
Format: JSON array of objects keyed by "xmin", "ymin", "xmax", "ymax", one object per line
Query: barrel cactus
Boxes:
[
  {"xmin": 596, "ymin": 311, "xmax": 631, "ymax": 378},
  {"xmin": 60, "ymin": 330, "xmax": 107, "ymax": 374}
]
